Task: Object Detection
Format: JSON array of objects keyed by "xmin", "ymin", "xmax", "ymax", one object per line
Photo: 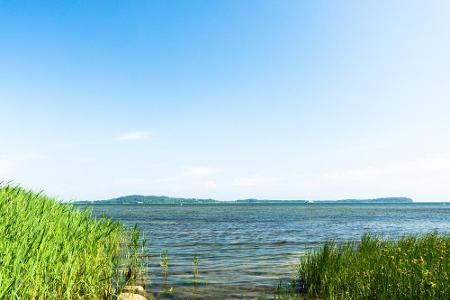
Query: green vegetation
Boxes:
[
  {"xmin": 124, "ymin": 225, "xmax": 148, "ymax": 286},
  {"xmin": 0, "ymin": 185, "xmax": 140, "ymax": 299},
  {"xmin": 238, "ymin": 197, "xmax": 412, "ymax": 204},
  {"xmin": 192, "ymin": 254, "xmax": 199, "ymax": 278},
  {"xmin": 316, "ymin": 197, "xmax": 413, "ymax": 204},
  {"xmin": 76, "ymin": 195, "xmax": 412, "ymax": 205},
  {"xmin": 160, "ymin": 250, "xmax": 169, "ymax": 278},
  {"xmin": 290, "ymin": 232, "xmax": 450, "ymax": 299},
  {"xmin": 76, "ymin": 195, "xmax": 218, "ymax": 205}
]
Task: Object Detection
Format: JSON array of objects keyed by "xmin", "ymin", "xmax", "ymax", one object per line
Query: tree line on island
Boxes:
[{"xmin": 74, "ymin": 195, "xmax": 413, "ymax": 205}]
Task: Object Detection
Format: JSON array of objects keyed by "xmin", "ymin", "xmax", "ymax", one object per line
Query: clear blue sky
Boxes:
[{"xmin": 1, "ymin": 1, "xmax": 449, "ymax": 201}]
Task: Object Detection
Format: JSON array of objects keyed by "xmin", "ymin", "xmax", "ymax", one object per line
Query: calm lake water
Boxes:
[{"xmin": 85, "ymin": 203, "xmax": 450, "ymax": 299}]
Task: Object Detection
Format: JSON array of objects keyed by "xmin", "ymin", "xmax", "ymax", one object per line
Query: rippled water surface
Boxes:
[{"xmin": 86, "ymin": 203, "xmax": 450, "ymax": 299}]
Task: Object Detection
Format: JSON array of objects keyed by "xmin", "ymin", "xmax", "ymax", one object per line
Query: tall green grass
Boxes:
[
  {"xmin": 294, "ymin": 233, "xmax": 450, "ymax": 299},
  {"xmin": 0, "ymin": 185, "xmax": 133, "ymax": 299}
]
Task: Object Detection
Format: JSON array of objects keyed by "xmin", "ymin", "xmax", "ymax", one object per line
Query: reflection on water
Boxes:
[{"xmin": 84, "ymin": 203, "xmax": 450, "ymax": 299}]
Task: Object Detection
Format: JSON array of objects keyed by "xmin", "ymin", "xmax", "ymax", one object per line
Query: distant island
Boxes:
[
  {"xmin": 74, "ymin": 196, "xmax": 413, "ymax": 205},
  {"xmin": 314, "ymin": 197, "xmax": 413, "ymax": 204},
  {"xmin": 76, "ymin": 195, "xmax": 218, "ymax": 205}
]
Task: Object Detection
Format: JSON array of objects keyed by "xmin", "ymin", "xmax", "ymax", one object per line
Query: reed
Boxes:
[
  {"xmin": 123, "ymin": 224, "xmax": 148, "ymax": 286},
  {"xmin": 160, "ymin": 250, "xmax": 169, "ymax": 278},
  {"xmin": 192, "ymin": 254, "xmax": 199, "ymax": 278},
  {"xmin": 0, "ymin": 185, "xmax": 137, "ymax": 299},
  {"xmin": 293, "ymin": 232, "xmax": 450, "ymax": 299}
]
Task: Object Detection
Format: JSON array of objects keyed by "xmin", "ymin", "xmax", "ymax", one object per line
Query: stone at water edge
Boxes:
[
  {"xmin": 118, "ymin": 292, "xmax": 147, "ymax": 300},
  {"xmin": 122, "ymin": 285, "xmax": 145, "ymax": 293},
  {"xmin": 118, "ymin": 285, "xmax": 148, "ymax": 300}
]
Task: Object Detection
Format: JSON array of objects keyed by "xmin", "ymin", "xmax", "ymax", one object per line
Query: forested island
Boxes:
[
  {"xmin": 75, "ymin": 196, "xmax": 413, "ymax": 205},
  {"xmin": 316, "ymin": 197, "xmax": 413, "ymax": 204}
]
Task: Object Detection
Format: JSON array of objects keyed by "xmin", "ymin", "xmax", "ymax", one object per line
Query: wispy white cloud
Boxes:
[
  {"xmin": 0, "ymin": 157, "xmax": 18, "ymax": 178},
  {"xmin": 0, "ymin": 153, "xmax": 44, "ymax": 179},
  {"xmin": 320, "ymin": 167, "xmax": 384, "ymax": 183},
  {"xmin": 181, "ymin": 166, "xmax": 219, "ymax": 178},
  {"xmin": 296, "ymin": 152, "xmax": 450, "ymax": 200},
  {"xmin": 115, "ymin": 131, "xmax": 150, "ymax": 141},
  {"xmin": 204, "ymin": 180, "xmax": 218, "ymax": 189},
  {"xmin": 232, "ymin": 175, "xmax": 281, "ymax": 187},
  {"xmin": 318, "ymin": 153, "xmax": 450, "ymax": 185},
  {"xmin": 153, "ymin": 166, "xmax": 219, "ymax": 193}
]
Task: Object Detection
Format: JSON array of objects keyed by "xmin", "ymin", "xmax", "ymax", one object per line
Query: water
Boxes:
[{"xmin": 85, "ymin": 203, "xmax": 450, "ymax": 299}]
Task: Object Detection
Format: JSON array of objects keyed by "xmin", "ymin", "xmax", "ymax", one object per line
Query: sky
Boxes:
[{"xmin": 1, "ymin": 0, "xmax": 450, "ymax": 202}]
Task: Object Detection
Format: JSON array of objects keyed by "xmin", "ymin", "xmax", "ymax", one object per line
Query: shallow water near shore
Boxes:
[{"xmin": 83, "ymin": 203, "xmax": 450, "ymax": 299}]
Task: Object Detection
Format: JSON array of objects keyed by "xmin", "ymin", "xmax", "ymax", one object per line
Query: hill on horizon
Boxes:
[{"xmin": 74, "ymin": 195, "xmax": 413, "ymax": 205}]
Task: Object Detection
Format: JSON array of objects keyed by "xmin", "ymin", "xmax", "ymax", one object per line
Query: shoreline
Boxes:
[{"xmin": 2, "ymin": 185, "xmax": 449, "ymax": 299}]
